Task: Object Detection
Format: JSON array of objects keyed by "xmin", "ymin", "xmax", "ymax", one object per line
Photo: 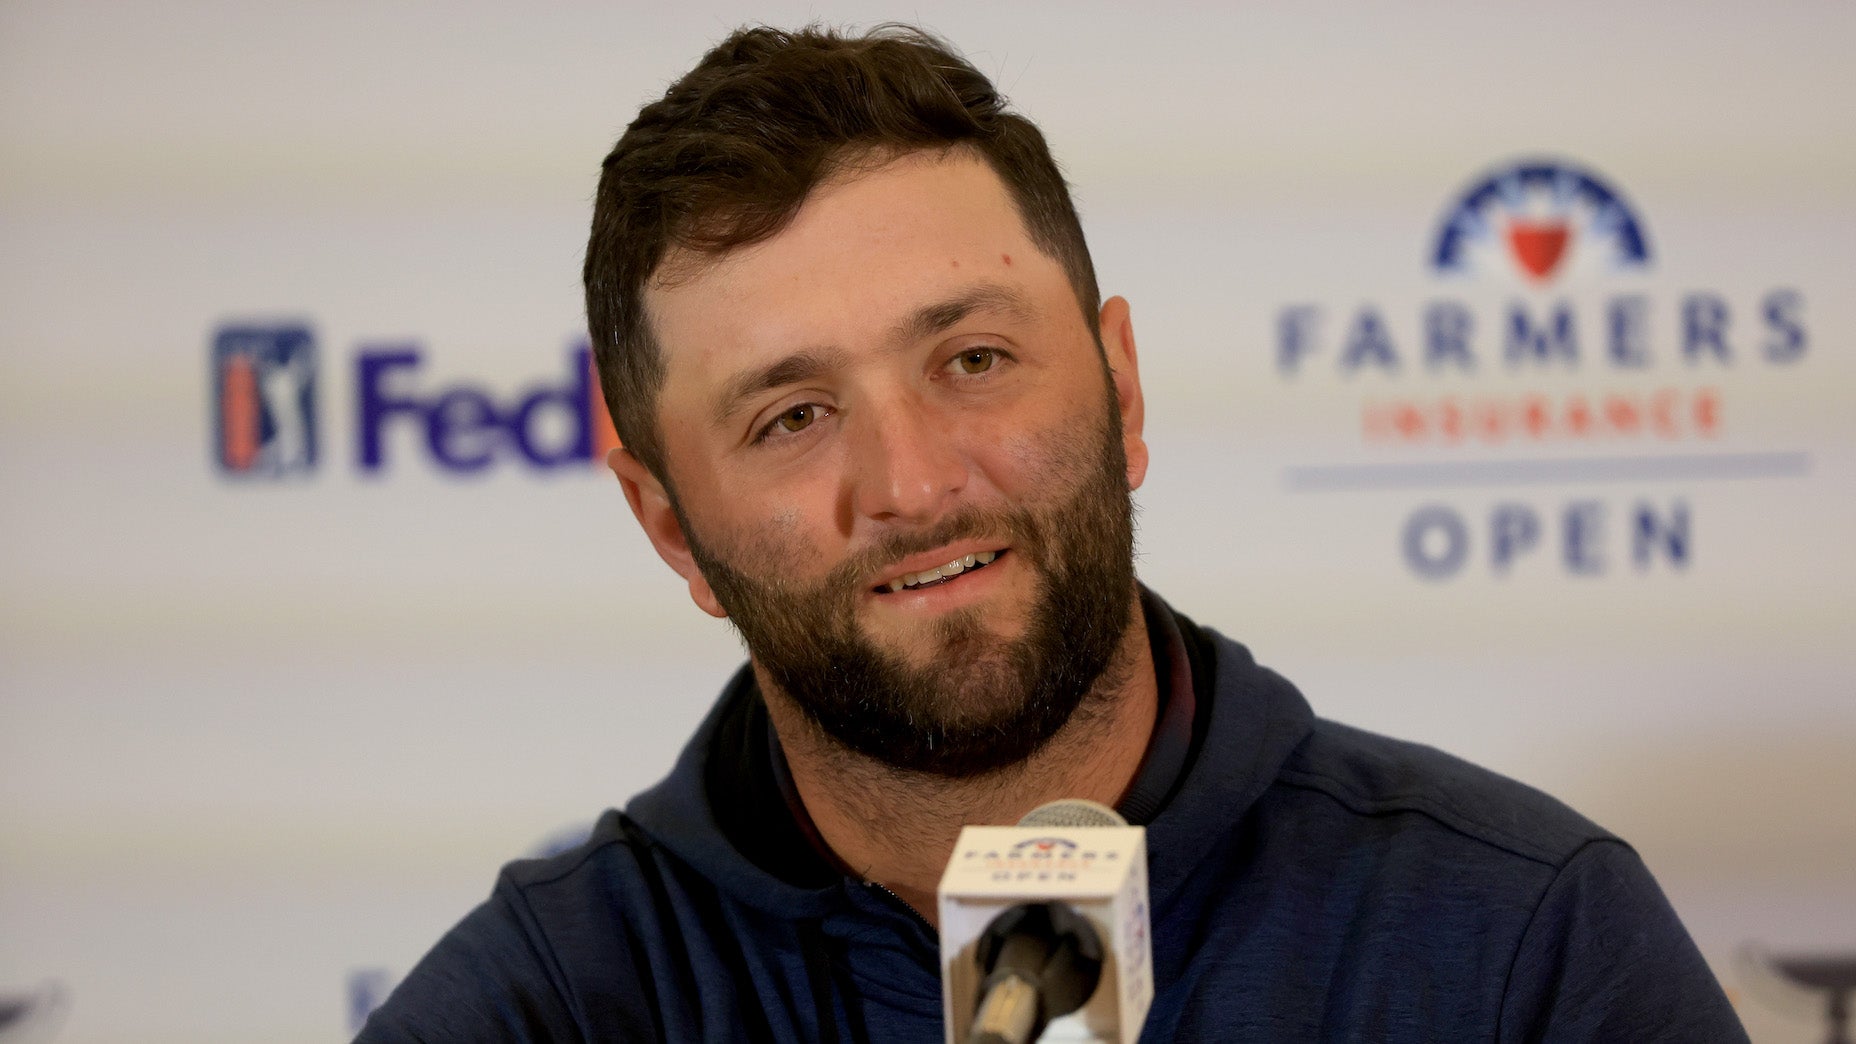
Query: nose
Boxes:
[{"xmin": 846, "ymin": 398, "xmax": 969, "ymax": 525}]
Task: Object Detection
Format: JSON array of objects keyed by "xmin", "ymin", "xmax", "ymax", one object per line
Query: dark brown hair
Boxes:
[{"xmin": 583, "ymin": 24, "xmax": 1101, "ymax": 481}]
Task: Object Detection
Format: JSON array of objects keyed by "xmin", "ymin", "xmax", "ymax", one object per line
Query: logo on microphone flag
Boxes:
[{"xmin": 212, "ymin": 323, "xmax": 318, "ymax": 478}]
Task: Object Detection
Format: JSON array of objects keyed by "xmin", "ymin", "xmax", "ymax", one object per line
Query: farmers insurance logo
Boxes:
[
  {"xmin": 210, "ymin": 325, "xmax": 617, "ymax": 479},
  {"xmin": 1275, "ymin": 157, "xmax": 1810, "ymax": 581},
  {"xmin": 1430, "ymin": 161, "xmax": 1650, "ymax": 286}
]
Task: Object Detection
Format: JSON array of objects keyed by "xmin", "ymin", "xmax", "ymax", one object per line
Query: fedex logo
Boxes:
[
  {"xmin": 356, "ymin": 344, "xmax": 617, "ymax": 473},
  {"xmin": 209, "ymin": 323, "xmax": 620, "ymax": 478}
]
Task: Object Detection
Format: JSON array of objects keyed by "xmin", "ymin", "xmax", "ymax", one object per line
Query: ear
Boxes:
[
  {"xmin": 607, "ymin": 447, "xmax": 728, "ymax": 619},
  {"xmin": 1097, "ymin": 296, "xmax": 1149, "ymax": 491}
]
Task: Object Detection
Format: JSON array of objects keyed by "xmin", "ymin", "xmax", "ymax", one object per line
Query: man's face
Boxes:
[{"xmin": 635, "ymin": 150, "xmax": 1149, "ymax": 777}]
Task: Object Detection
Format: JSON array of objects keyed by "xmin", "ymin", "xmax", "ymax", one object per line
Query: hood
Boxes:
[
  {"xmin": 625, "ymin": 666, "xmax": 849, "ymax": 919},
  {"xmin": 1144, "ymin": 619, "xmax": 1316, "ymax": 904}
]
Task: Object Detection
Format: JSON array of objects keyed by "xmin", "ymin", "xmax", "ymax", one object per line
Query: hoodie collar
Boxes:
[{"xmin": 623, "ymin": 590, "xmax": 1315, "ymax": 919}]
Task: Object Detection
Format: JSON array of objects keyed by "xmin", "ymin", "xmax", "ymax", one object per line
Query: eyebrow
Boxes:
[
  {"xmin": 890, "ymin": 281, "xmax": 1039, "ymax": 345},
  {"xmin": 710, "ymin": 282, "xmax": 1040, "ymax": 428},
  {"xmin": 712, "ymin": 348, "xmax": 851, "ymax": 428}
]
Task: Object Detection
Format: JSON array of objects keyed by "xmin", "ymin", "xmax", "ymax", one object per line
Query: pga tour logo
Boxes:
[
  {"xmin": 212, "ymin": 324, "xmax": 318, "ymax": 478},
  {"xmin": 1430, "ymin": 159, "xmax": 1651, "ymax": 285}
]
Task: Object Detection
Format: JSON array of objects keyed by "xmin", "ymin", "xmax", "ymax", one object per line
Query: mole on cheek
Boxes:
[{"xmin": 1001, "ymin": 253, "xmax": 1012, "ymax": 266}]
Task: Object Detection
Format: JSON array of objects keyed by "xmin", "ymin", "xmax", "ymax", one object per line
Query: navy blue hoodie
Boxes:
[{"xmin": 359, "ymin": 605, "xmax": 1746, "ymax": 1042}]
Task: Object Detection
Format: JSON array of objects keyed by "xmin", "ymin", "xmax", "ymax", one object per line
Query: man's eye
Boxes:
[
  {"xmin": 757, "ymin": 403, "xmax": 839, "ymax": 443},
  {"xmin": 753, "ymin": 402, "xmax": 835, "ymax": 445},
  {"xmin": 776, "ymin": 404, "xmax": 819, "ymax": 432},
  {"xmin": 953, "ymin": 348, "xmax": 997, "ymax": 375}
]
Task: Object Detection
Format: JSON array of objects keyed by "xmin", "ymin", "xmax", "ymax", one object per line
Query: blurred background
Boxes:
[{"xmin": 1, "ymin": 2, "xmax": 1850, "ymax": 1040}]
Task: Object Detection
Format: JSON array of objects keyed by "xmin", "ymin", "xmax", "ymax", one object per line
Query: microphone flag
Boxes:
[{"xmin": 937, "ymin": 801, "xmax": 1152, "ymax": 1043}]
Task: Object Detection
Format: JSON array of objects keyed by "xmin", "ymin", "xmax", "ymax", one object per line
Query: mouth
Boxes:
[{"xmin": 873, "ymin": 549, "xmax": 1006, "ymax": 594}]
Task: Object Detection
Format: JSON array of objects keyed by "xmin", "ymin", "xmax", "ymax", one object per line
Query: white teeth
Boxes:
[{"xmin": 886, "ymin": 550, "xmax": 1002, "ymax": 591}]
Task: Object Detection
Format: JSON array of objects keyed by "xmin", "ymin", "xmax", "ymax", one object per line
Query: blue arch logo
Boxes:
[{"xmin": 1431, "ymin": 160, "xmax": 1651, "ymax": 285}]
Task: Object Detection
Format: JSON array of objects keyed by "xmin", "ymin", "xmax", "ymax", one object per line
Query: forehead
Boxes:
[{"xmin": 643, "ymin": 150, "xmax": 1064, "ymax": 395}]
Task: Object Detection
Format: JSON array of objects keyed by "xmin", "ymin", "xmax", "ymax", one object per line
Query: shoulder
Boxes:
[
  {"xmin": 491, "ymin": 808, "xmax": 706, "ymax": 986},
  {"xmin": 1185, "ymin": 621, "xmax": 1608, "ymax": 871},
  {"xmin": 1277, "ymin": 717, "xmax": 1614, "ymax": 869},
  {"xmin": 1178, "ymin": 626, "xmax": 1744, "ymax": 1037},
  {"xmin": 500, "ymin": 807, "xmax": 660, "ymax": 893},
  {"xmin": 1188, "ymin": 621, "xmax": 1606, "ymax": 871},
  {"xmin": 356, "ymin": 811, "xmax": 666, "ymax": 1043}
]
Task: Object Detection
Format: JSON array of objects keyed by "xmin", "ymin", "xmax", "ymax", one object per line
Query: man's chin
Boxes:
[
  {"xmin": 858, "ymin": 593, "xmax": 1036, "ymax": 658},
  {"xmin": 785, "ymin": 643, "xmax": 1074, "ymax": 777}
]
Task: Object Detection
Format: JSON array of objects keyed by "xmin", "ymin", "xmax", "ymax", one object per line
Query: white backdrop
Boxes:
[{"xmin": 2, "ymin": 3, "xmax": 1851, "ymax": 1041}]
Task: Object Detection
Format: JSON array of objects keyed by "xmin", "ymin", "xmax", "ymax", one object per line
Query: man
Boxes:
[{"xmin": 360, "ymin": 25, "xmax": 1746, "ymax": 1042}]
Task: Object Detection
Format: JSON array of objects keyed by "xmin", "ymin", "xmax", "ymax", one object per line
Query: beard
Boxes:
[{"xmin": 679, "ymin": 388, "xmax": 1138, "ymax": 778}]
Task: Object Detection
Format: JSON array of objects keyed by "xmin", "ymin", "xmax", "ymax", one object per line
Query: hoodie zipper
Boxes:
[{"xmin": 863, "ymin": 880, "xmax": 939, "ymax": 938}]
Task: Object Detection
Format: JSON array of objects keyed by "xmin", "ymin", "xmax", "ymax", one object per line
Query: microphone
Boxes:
[{"xmin": 937, "ymin": 800, "xmax": 1152, "ymax": 1044}]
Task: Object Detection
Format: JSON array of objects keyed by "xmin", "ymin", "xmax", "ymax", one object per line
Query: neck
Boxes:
[{"xmin": 759, "ymin": 590, "xmax": 1158, "ymax": 928}]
